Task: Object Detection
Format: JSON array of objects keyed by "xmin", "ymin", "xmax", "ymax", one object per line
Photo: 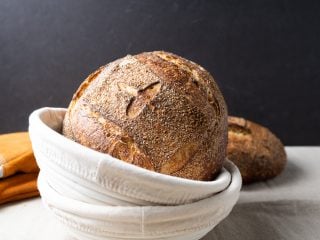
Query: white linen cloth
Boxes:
[
  {"xmin": 0, "ymin": 147, "xmax": 319, "ymax": 240},
  {"xmin": 29, "ymin": 108, "xmax": 234, "ymax": 206},
  {"xmin": 37, "ymin": 160, "xmax": 240, "ymax": 240},
  {"xmin": 27, "ymin": 107, "xmax": 241, "ymax": 240}
]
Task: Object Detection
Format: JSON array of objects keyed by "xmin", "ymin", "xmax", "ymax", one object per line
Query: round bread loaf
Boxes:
[
  {"xmin": 227, "ymin": 116, "xmax": 287, "ymax": 184},
  {"xmin": 62, "ymin": 51, "xmax": 228, "ymax": 181}
]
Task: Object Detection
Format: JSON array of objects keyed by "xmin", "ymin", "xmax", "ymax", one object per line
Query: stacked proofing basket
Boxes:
[{"xmin": 29, "ymin": 107, "xmax": 242, "ymax": 240}]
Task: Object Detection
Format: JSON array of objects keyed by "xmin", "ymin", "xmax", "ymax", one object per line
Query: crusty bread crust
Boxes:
[
  {"xmin": 227, "ymin": 116, "xmax": 287, "ymax": 184},
  {"xmin": 62, "ymin": 51, "xmax": 228, "ymax": 181}
]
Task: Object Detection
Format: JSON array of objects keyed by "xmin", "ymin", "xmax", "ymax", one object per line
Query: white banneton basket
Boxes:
[{"xmin": 29, "ymin": 108, "xmax": 241, "ymax": 240}]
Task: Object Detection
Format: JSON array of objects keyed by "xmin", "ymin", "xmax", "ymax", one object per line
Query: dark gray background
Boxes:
[{"xmin": 1, "ymin": 0, "xmax": 319, "ymax": 145}]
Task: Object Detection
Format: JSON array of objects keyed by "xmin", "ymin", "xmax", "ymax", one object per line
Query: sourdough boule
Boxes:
[{"xmin": 62, "ymin": 51, "xmax": 228, "ymax": 181}]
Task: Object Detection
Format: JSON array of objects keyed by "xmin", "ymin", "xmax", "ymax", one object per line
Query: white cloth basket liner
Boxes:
[
  {"xmin": 29, "ymin": 108, "xmax": 233, "ymax": 206},
  {"xmin": 29, "ymin": 107, "xmax": 242, "ymax": 240}
]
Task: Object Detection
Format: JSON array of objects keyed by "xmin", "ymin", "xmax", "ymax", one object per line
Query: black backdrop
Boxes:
[{"xmin": 1, "ymin": 0, "xmax": 319, "ymax": 145}]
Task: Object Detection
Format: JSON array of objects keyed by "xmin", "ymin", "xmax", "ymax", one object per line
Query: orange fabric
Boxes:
[
  {"xmin": 0, "ymin": 173, "xmax": 39, "ymax": 205},
  {"xmin": 0, "ymin": 132, "xmax": 39, "ymax": 205},
  {"xmin": 0, "ymin": 132, "xmax": 39, "ymax": 178}
]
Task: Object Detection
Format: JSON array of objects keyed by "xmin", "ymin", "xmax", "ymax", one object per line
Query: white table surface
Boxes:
[{"xmin": 1, "ymin": 147, "xmax": 320, "ymax": 240}]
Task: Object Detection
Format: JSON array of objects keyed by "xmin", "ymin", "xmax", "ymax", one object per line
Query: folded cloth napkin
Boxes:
[{"xmin": 0, "ymin": 132, "xmax": 39, "ymax": 205}]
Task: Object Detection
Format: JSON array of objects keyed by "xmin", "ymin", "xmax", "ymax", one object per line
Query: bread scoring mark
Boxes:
[
  {"xmin": 109, "ymin": 135, "xmax": 155, "ymax": 171},
  {"xmin": 193, "ymin": 68, "xmax": 220, "ymax": 113},
  {"xmin": 156, "ymin": 52, "xmax": 205, "ymax": 85},
  {"xmin": 124, "ymin": 81, "xmax": 161, "ymax": 119},
  {"xmin": 117, "ymin": 82, "xmax": 138, "ymax": 96},
  {"xmin": 155, "ymin": 52, "xmax": 220, "ymax": 112},
  {"xmin": 109, "ymin": 139, "xmax": 132, "ymax": 162},
  {"xmin": 228, "ymin": 124, "xmax": 252, "ymax": 135},
  {"xmin": 227, "ymin": 117, "xmax": 251, "ymax": 135},
  {"xmin": 69, "ymin": 66, "xmax": 105, "ymax": 110},
  {"xmin": 208, "ymin": 92, "xmax": 221, "ymax": 116},
  {"xmin": 160, "ymin": 143, "xmax": 198, "ymax": 174},
  {"xmin": 76, "ymin": 100, "xmax": 151, "ymax": 170},
  {"xmin": 156, "ymin": 52, "xmax": 193, "ymax": 74},
  {"xmin": 191, "ymin": 79, "xmax": 199, "ymax": 88}
]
